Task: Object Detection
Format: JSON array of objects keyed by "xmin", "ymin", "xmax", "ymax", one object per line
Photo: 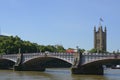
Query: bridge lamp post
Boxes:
[
  {"xmin": 76, "ymin": 46, "xmax": 81, "ymax": 55},
  {"xmin": 76, "ymin": 46, "xmax": 80, "ymax": 53},
  {"xmin": 40, "ymin": 49, "xmax": 41, "ymax": 53},
  {"xmin": 75, "ymin": 46, "xmax": 82, "ymax": 66},
  {"xmin": 19, "ymin": 48, "xmax": 21, "ymax": 54},
  {"xmin": 45, "ymin": 51, "xmax": 49, "ymax": 57},
  {"xmin": 78, "ymin": 46, "xmax": 83, "ymax": 66}
]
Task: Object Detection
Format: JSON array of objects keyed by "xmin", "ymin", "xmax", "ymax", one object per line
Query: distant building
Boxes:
[
  {"xmin": 66, "ymin": 49, "xmax": 77, "ymax": 53},
  {"xmin": 94, "ymin": 25, "xmax": 107, "ymax": 52}
]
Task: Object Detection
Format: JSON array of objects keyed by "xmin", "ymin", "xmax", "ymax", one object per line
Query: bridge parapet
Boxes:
[
  {"xmin": 1, "ymin": 54, "xmax": 18, "ymax": 62},
  {"xmin": 23, "ymin": 53, "xmax": 45, "ymax": 61},
  {"xmin": 1, "ymin": 52, "xmax": 120, "ymax": 66},
  {"xmin": 22, "ymin": 52, "xmax": 74, "ymax": 64},
  {"xmin": 81, "ymin": 53, "xmax": 120, "ymax": 65},
  {"xmin": 48, "ymin": 53, "xmax": 74, "ymax": 64},
  {"xmin": 0, "ymin": 52, "xmax": 75, "ymax": 64}
]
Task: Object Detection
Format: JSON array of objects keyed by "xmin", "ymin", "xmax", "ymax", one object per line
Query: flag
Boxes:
[{"xmin": 100, "ymin": 18, "xmax": 103, "ymax": 22}]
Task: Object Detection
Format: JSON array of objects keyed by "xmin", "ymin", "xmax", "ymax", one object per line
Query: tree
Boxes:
[
  {"xmin": 80, "ymin": 49, "xmax": 85, "ymax": 53},
  {"xmin": 55, "ymin": 45, "xmax": 65, "ymax": 52},
  {"xmin": 89, "ymin": 48, "xmax": 97, "ymax": 53},
  {"xmin": 0, "ymin": 36, "xmax": 67, "ymax": 54}
]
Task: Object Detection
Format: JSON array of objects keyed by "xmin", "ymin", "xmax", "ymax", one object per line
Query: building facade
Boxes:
[{"xmin": 94, "ymin": 25, "xmax": 107, "ymax": 52}]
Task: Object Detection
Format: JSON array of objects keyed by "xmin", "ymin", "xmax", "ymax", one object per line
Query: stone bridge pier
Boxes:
[
  {"xmin": 71, "ymin": 64, "xmax": 103, "ymax": 75},
  {"xmin": 13, "ymin": 53, "xmax": 45, "ymax": 71},
  {"xmin": 71, "ymin": 51, "xmax": 120, "ymax": 75},
  {"xmin": 71, "ymin": 51, "xmax": 104, "ymax": 75}
]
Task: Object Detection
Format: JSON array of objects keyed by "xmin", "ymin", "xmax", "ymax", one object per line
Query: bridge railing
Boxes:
[
  {"xmin": 82, "ymin": 53, "xmax": 120, "ymax": 64},
  {"xmin": 49, "ymin": 53, "xmax": 74, "ymax": 64},
  {"xmin": 23, "ymin": 52, "xmax": 75, "ymax": 64},
  {"xmin": 1, "ymin": 54, "xmax": 18, "ymax": 62},
  {"xmin": 52, "ymin": 53, "xmax": 74, "ymax": 63},
  {"xmin": 23, "ymin": 53, "xmax": 45, "ymax": 61},
  {"xmin": 2, "ymin": 52, "xmax": 120, "ymax": 65}
]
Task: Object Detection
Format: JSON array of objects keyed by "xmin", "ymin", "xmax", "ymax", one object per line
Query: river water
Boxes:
[{"xmin": 0, "ymin": 68, "xmax": 120, "ymax": 80}]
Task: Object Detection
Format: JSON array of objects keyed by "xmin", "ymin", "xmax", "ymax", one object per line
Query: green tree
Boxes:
[
  {"xmin": 80, "ymin": 49, "xmax": 85, "ymax": 53},
  {"xmin": 55, "ymin": 45, "xmax": 65, "ymax": 52},
  {"xmin": 89, "ymin": 48, "xmax": 97, "ymax": 53},
  {"xmin": 0, "ymin": 35, "xmax": 67, "ymax": 54}
]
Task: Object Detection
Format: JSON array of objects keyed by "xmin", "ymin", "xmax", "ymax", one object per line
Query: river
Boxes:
[{"xmin": 0, "ymin": 68, "xmax": 120, "ymax": 80}]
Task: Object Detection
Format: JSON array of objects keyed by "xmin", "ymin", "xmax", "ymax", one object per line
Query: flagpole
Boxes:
[
  {"xmin": 99, "ymin": 19, "xmax": 101, "ymax": 26},
  {"xmin": 99, "ymin": 18, "xmax": 103, "ymax": 26}
]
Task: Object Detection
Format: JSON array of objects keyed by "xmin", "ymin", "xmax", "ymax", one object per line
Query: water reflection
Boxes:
[
  {"xmin": 0, "ymin": 68, "xmax": 120, "ymax": 80},
  {"xmin": 72, "ymin": 75, "xmax": 107, "ymax": 80}
]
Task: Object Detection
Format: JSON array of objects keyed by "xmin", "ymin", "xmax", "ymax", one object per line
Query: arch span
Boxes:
[
  {"xmin": 17, "ymin": 56, "xmax": 72, "ymax": 71},
  {"xmin": 82, "ymin": 58, "xmax": 120, "ymax": 67},
  {"xmin": 23, "ymin": 56, "xmax": 72, "ymax": 68},
  {"xmin": 72, "ymin": 59, "xmax": 120, "ymax": 75},
  {"xmin": 0, "ymin": 58, "xmax": 15, "ymax": 69}
]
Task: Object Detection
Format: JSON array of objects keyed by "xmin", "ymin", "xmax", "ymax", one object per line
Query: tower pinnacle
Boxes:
[{"xmin": 94, "ymin": 26, "xmax": 96, "ymax": 31}]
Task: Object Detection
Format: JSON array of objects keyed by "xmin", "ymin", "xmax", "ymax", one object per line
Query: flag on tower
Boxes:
[{"xmin": 100, "ymin": 18, "xmax": 104, "ymax": 22}]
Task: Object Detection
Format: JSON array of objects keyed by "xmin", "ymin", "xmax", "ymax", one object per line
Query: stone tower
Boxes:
[{"xmin": 94, "ymin": 25, "xmax": 107, "ymax": 52}]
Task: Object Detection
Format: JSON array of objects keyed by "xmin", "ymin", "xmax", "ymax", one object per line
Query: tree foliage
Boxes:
[
  {"xmin": 0, "ymin": 36, "xmax": 65, "ymax": 54},
  {"xmin": 89, "ymin": 48, "xmax": 107, "ymax": 53},
  {"xmin": 89, "ymin": 48, "xmax": 97, "ymax": 53},
  {"xmin": 80, "ymin": 49, "xmax": 85, "ymax": 53}
]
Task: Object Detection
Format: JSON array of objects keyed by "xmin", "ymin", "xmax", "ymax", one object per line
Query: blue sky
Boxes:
[{"xmin": 0, "ymin": 0, "xmax": 120, "ymax": 52}]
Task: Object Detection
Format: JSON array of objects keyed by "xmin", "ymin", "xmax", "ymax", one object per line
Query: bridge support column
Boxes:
[
  {"xmin": 14, "ymin": 65, "xmax": 23, "ymax": 71},
  {"xmin": 14, "ymin": 52, "xmax": 46, "ymax": 71},
  {"xmin": 71, "ymin": 65, "xmax": 104, "ymax": 75}
]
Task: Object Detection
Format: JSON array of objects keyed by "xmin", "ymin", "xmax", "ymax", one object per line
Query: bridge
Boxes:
[
  {"xmin": 0, "ymin": 52, "xmax": 74, "ymax": 70},
  {"xmin": 72, "ymin": 52, "xmax": 120, "ymax": 75},
  {"xmin": 0, "ymin": 52, "xmax": 120, "ymax": 75}
]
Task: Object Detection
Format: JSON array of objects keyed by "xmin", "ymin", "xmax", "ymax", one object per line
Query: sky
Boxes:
[{"xmin": 0, "ymin": 0, "xmax": 120, "ymax": 52}]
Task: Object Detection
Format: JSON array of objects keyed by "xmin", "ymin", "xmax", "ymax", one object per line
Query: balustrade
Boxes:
[{"xmin": 1, "ymin": 52, "xmax": 120, "ymax": 65}]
